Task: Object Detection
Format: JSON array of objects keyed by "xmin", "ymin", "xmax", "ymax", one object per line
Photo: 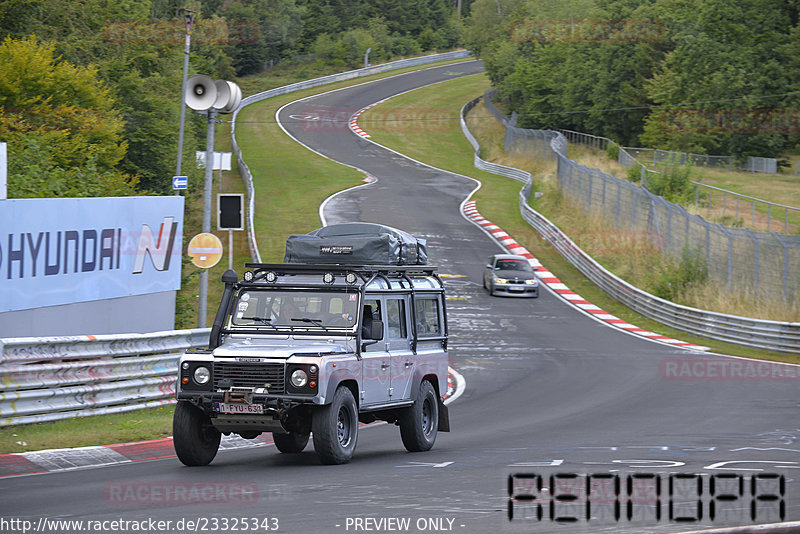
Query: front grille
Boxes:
[{"xmin": 213, "ymin": 362, "xmax": 285, "ymax": 394}]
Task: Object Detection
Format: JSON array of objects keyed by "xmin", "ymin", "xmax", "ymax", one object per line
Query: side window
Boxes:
[
  {"xmin": 364, "ymin": 299, "xmax": 381, "ymax": 321},
  {"xmin": 386, "ymin": 298, "xmax": 407, "ymax": 339},
  {"xmin": 414, "ymin": 298, "xmax": 441, "ymax": 337}
]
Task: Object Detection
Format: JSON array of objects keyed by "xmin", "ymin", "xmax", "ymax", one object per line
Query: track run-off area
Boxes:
[{"xmin": 2, "ymin": 60, "xmax": 799, "ymax": 534}]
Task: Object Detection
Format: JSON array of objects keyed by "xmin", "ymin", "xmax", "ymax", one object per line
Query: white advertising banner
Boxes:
[{"xmin": 0, "ymin": 196, "xmax": 184, "ymax": 313}]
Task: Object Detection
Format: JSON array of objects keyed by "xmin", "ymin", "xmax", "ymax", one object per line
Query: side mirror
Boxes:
[
  {"xmin": 485, "ymin": 264, "xmax": 492, "ymax": 269},
  {"xmin": 365, "ymin": 320, "xmax": 384, "ymax": 341}
]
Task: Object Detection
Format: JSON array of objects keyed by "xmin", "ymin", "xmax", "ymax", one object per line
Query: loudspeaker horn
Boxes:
[
  {"xmin": 185, "ymin": 74, "xmax": 217, "ymax": 111},
  {"xmin": 224, "ymin": 82, "xmax": 242, "ymax": 113},
  {"xmin": 213, "ymin": 80, "xmax": 242, "ymax": 114}
]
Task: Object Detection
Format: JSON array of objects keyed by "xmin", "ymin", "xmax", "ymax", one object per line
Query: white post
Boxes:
[
  {"xmin": 0, "ymin": 142, "xmax": 6, "ymax": 200},
  {"xmin": 228, "ymin": 229, "xmax": 233, "ymax": 271}
]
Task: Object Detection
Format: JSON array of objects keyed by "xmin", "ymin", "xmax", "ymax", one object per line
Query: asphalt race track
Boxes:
[{"xmin": 3, "ymin": 61, "xmax": 798, "ymax": 534}]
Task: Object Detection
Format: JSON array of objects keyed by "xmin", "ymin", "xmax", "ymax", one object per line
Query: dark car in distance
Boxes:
[{"xmin": 483, "ymin": 253, "xmax": 539, "ymax": 298}]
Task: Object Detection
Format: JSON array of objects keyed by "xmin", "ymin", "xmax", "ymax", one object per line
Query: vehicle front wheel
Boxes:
[
  {"xmin": 312, "ymin": 386, "xmax": 358, "ymax": 464},
  {"xmin": 173, "ymin": 401, "xmax": 221, "ymax": 466},
  {"xmin": 272, "ymin": 431, "xmax": 310, "ymax": 453},
  {"xmin": 399, "ymin": 380, "xmax": 438, "ymax": 452}
]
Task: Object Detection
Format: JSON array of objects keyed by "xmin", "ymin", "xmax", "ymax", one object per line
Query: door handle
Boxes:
[
  {"xmin": 381, "ymin": 363, "xmax": 390, "ymax": 370},
  {"xmin": 404, "ymin": 361, "xmax": 413, "ymax": 368}
]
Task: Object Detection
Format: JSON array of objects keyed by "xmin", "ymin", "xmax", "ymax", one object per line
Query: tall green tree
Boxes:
[
  {"xmin": 0, "ymin": 36, "xmax": 138, "ymax": 197},
  {"xmin": 640, "ymin": 0, "xmax": 800, "ymax": 157}
]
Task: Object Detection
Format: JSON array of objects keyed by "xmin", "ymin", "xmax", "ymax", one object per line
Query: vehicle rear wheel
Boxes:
[
  {"xmin": 312, "ymin": 386, "xmax": 358, "ymax": 464},
  {"xmin": 399, "ymin": 380, "xmax": 438, "ymax": 452},
  {"xmin": 272, "ymin": 431, "xmax": 310, "ymax": 453},
  {"xmin": 173, "ymin": 401, "xmax": 221, "ymax": 466}
]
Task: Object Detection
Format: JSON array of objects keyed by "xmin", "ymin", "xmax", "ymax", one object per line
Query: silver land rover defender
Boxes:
[{"xmin": 173, "ymin": 224, "xmax": 450, "ymax": 465}]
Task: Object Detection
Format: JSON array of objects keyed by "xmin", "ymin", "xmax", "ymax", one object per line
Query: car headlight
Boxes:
[
  {"xmin": 525, "ymin": 279, "xmax": 538, "ymax": 285},
  {"xmin": 193, "ymin": 366, "xmax": 211, "ymax": 385},
  {"xmin": 290, "ymin": 369, "xmax": 308, "ymax": 388},
  {"xmin": 495, "ymin": 277, "xmax": 508, "ymax": 284}
]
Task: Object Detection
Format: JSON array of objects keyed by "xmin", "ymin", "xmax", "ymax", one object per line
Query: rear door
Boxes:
[
  {"xmin": 386, "ymin": 296, "xmax": 415, "ymax": 401},
  {"xmin": 360, "ymin": 298, "xmax": 391, "ymax": 406}
]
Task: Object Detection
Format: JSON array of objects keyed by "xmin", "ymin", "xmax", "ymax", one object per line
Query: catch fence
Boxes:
[{"xmin": 484, "ymin": 93, "xmax": 800, "ymax": 303}]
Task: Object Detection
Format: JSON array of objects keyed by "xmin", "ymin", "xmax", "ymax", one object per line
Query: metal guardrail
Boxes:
[
  {"xmin": 232, "ymin": 50, "xmax": 472, "ymax": 262},
  {"xmin": 0, "ymin": 329, "xmax": 210, "ymax": 426},
  {"xmin": 462, "ymin": 96, "xmax": 800, "ymax": 354}
]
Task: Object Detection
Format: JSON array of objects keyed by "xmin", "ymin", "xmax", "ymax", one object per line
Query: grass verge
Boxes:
[
  {"xmin": 0, "ymin": 406, "xmax": 174, "ymax": 454},
  {"xmin": 359, "ymin": 75, "xmax": 800, "ymax": 364}
]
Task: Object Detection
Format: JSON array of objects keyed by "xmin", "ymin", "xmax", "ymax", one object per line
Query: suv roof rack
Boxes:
[{"xmin": 244, "ymin": 263, "xmax": 439, "ymax": 277}]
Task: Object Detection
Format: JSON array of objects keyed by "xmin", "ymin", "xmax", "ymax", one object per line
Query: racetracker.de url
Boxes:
[{"xmin": 0, "ymin": 517, "xmax": 280, "ymax": 533}]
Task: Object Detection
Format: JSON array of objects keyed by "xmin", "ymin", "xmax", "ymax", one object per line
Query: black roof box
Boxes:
[{"xmin": 284, "ymin": 223, "xmax": 428, "ymax": 265}]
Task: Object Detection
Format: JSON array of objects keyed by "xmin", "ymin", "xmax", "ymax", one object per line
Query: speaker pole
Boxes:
[
  {"xmin": 198, "ymin": 108, "xmax": 217, "ymax": 328},
  {"xmin": 175, "ymin": 9, "xmax": 195, "ymax": 190}
]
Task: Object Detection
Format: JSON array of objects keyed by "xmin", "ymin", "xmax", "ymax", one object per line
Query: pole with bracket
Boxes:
[
  {"xmin": 175, "ymin": 9, "xmax": 195, "ymax": 188},
  {"xmin": 198, "ymin": 109, "xmax": 217, "ymax": 328}
]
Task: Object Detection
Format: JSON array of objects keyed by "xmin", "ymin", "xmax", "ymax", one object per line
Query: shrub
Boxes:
[
  {"xmin": 606, "ymin": 142, "xmax": 619, "ymax": 160},
  {"xmin": 650, "ymin": 247, "xmax": 708, "ymax": 301}
]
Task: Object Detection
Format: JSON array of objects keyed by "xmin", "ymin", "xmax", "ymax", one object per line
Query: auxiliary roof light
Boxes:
[
  {"xmin": 265, "ymin": 271, "xmax": 278, "ymax": 283},
  {"xmin": 345, "ymin": 272, "xmax": 357, "ymax": 284},
  {"xmin": 322, "ymin": 272, "xmax": 335, "ymax": 284},
  {"xmin": 243, "ymin": 271, "xmax": 254, "ymax": 282}
]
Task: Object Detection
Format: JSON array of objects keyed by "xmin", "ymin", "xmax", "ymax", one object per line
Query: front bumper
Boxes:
[
  {"xmin": 492, "ymin": 283, "xmax": 539, "ymax": 297},
  {"xmin": 177, "ymin": 389, "xmax": 320, "ymax": 410}
]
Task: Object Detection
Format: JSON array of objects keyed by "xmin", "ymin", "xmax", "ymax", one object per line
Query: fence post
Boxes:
[
  {"xmin": 720, "ymin": 226, "xmax": 733, "ymax": 292},
  {"xmin": 745, "ymin": 228, "xmax": 760, "ymax": 296},
  {"xmin": 773, "ymin": 232, "xmax": 789, "ymax": 301},
  {"xmin": 767, "ymin": 204, "xmax": 771, "ymax": 232},
  {"xmin": 666, "ymin": 206, "xmax": 673, "ymax": 254},
  {"xmin": 649, "ymin": 200, "xmax": 664, "ymax": 252}
]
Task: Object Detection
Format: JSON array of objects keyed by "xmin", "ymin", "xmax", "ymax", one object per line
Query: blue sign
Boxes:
[{"xmin": 172, "ymin": 175, "xmax": 188, "ymax": 190}]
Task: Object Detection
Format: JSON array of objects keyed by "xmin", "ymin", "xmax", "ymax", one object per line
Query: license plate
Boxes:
[
  {"xmin": 508, "ymin": 286, "xmax": 524, "ymax": 291},
  {"xmin": 214, "ymin": 402, "xmax": 263, "ymax": 415}
]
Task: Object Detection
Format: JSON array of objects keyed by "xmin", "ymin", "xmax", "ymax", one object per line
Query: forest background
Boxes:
[{"xmin": 1, "ymin": 0, "xmax": 798, "ymax": 199}]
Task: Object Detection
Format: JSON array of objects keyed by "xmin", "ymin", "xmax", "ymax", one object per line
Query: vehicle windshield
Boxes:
[
  {"xmin": 495, "ymin": 259, "xmax": 533, "ymax": 272},
  {"xmin": 231, "ymin": 289, "xmax": 360, "ymax": 331}
]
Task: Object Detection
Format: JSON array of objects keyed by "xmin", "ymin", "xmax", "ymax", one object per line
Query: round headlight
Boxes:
[
  {"xmin": 193, "ymin": 366, "xmax": 211, "ymax": 385},
  {"xmin": 290, "ymin": 369, "xmax": 308, "ymax": 388}
]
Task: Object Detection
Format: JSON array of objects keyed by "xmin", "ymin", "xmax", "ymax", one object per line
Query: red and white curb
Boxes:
[
  {"xmin": 350, "ymin": 100, "xmax": 386, "ymax": 138},
  {"xmin": 463, "ymin": 200, "xmax": 709, "ymax": 351}
]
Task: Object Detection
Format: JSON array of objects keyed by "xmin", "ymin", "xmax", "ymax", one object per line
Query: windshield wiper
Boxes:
[
  {"xmin": 239, "ymin": 316, "xmax": 279, "ymax": 330},
  {"xmin": 291, "ymin": 317, "xmax": 329, "ymax": 331}
]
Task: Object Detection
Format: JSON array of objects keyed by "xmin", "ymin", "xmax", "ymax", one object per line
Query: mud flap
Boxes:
[{"xmin": 437, "ymin": 397, "xmax": 450, "ymax": 432}]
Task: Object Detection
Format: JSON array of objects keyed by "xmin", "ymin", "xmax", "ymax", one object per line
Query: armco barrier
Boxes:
[
  {"xmin": 0, "ymin": 329, "xmax": 210, "ymax": 426},
  {"xmin": 231, "ymin": 50, "xmax": 471, "ymax": 262},
  {"xmin": 461, "ymin": 96, "xmax": 800, "ymax": 353}
]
